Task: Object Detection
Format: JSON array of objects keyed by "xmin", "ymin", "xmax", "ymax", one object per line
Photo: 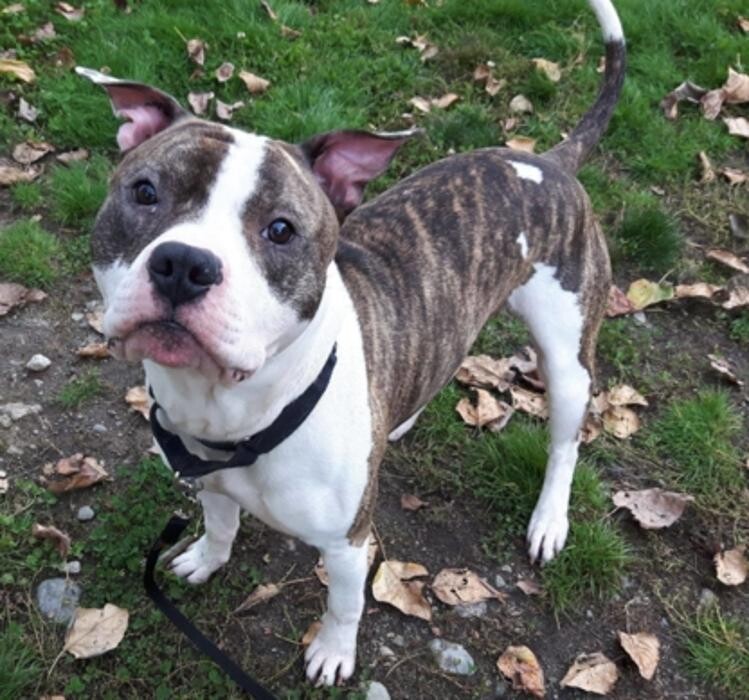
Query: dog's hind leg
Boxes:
[{"xmin": 508, "ymin": 262, "xmax": 599, "ymax": 564}]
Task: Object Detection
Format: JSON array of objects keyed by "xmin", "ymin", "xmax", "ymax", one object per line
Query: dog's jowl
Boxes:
[{"xmin": 80, "ymin": 0, "xmax": 626, "ymax": 686}]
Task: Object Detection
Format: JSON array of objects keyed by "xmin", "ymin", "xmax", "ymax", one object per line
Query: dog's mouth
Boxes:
[{"xmin": 109, "ymin": 321, "xmax": 253, "ymax": 383}]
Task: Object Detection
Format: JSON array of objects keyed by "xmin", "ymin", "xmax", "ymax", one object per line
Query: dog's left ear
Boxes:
[
  {"xmin": 76, "ymin": 66, "xmax": 189, "ymax": 152},
  {"xmin": 301, "ymin": 129, "xmax": 421, "ymax": 219}
]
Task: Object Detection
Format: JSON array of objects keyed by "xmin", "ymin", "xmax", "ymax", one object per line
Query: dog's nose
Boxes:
[{"xmin": 148, "ymin": 242, "xmax": 222, "ymax": 306}]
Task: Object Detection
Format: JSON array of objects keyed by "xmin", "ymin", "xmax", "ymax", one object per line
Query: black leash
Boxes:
[{"xmin": 144, "ymin": 515, "xmax": 277, "ymax": 699}]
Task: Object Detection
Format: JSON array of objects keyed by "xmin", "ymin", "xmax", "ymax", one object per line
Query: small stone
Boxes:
[
  {"xmin": 366, "ymin": 681, "xmax": 391, "ymax": 700},
  {"xmin": 698, "ymin": 588, "xmax": 718, "ymax": 612},
  {"xmin": 379, "ymin": 645, "xmax": 395, "ymax": 658},
  {"xmin": 0, "ymin": 402, "xmax": 42, "ymax": 422},
  {"xmin": 35, "ymin": 578, "xmax": 81, "ymax": 624},
  {"xmin": 71, "ymin": 312, "xmax": 84, "ymax": 322},
  {"xmin": 92, "ymin": 423, "xmax": 107, "ymax": 434},
  {"xmin": 428, "ymin": 639, "xmax": 476, "ymax": 675},
  {"xmin": 60, "ymin": 560, "xmax": 81, "ymax": 575},
  {"xmin": 586, "ymin": 609, "xmax": 594, "ymax": 619},
  {"xmin": 77, "ymin": 505, "xmax": 95, "ymax": 521},
  {"xmin": 494, "ymin": 574, "xmax": 508, "ymax": 589},
  {"xmin": 494, "ymin": 679, "xmax": 509, "ymax": 698},
  {"xmin": 455, "ymin": 601, "xmax": 488, "ymax": 619},
  {"xmin": 33, "ymin": 379, "xmax": 44, "ymax": 388},
  {"xmin": 26, "ymin": 354, "xmax": 51, "ymax": 372},
  {"xmin": 391, "ymin": 634, "xmax": 405, "ymax": 647},
  {"xmin": 500, "ymin": 564, "xmax": 512, "ymax": 573}
]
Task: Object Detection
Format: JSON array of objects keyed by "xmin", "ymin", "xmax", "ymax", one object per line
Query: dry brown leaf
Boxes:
[
  {"xmin": 64, "ymin": 604, "xmax": 128, "ymax": 658},
  {"xmin": 45, "ymin": 454, "xmax": 109, "ymax": 494},
  {"xmin": 714, "ymin": 548, "xmax": 748, "ymax": 586},
  {"xmin": 431, "ymin": 568, "xmax": 506, "ymax": 606},
  {"xmin": 456, "ymin": 389, "xmax": 514, "ymax": 431},
  {"xmin": 721, "ymin": 167, "xmax": 747, "ymax": 185},
  {"xmin": 301, "ymin": 620, "xmax": 321, "ymax": 646},
  {"xmin": 401, "ymin": 493, "xmax": 428, "ymax": 511},
  {"xmin": 509, "ymin": 94, "xmax": 533, "ymax": 114},
  {"xmin": 0, "ymin": 160, "xmax": 42, "ymax": 186},
  {"xmin": 698, "ymin": 151, "xmax": 716, "ymax": 182},
  {"xmin": 372, "ymin": 560, "xmax": 431, "ymax": 621},
  {"xmin": 497, "ymin": 645, "xmax": 545, "ymax": 698},
  {"xmin": 660, "ymin": 81, "xmax": 706, "ymax": 120},
  {"xmin": 2, "ymin": 4, "xmax": 26, "ymax": 14},
  {"xmin": 720, "ymin": 278, "xmax": 749, "ymax": 309},
  {"xmin": 613, "ymin": 488, "xmax": 693, "ymax": 529},
  {"xmin": 607, "ymin": 384, "xmax": 649, "ymax": 408},
  {"xmin": 580, "ymin": 415, "xmax": 603, "ymax": 444},
  {"xmin": 0, "ymin": 58, "xmax": 36, "ymax": 82},
  {"xmin": 32, "ymin": 523, "xmax": 71, "ymax": 558},
  {"xmin": 706, "ymin": 248, "xmax": 749, "ymax": 274},
  {"xmin": 708, "ymin": 353, "xmax": 743, "ymax": 386},
  {"xmin": 125, "ymin": 385, "xmax": 149, "ymax": 420},
  {"xmin": 561, "ymin": 652, "xmax": 618, "ymax": 695},
  {"xmin": 76, "ymin": 341, "xmax": 109, "ymax": 359},
  {"xmin": 396, "ymin": 33, "xmax": 438, "ymax": 61},
  {"xmin": 674, "ymin": 282, "xmax": 723, "ymax": 300},
  {"xmin": 432, "ymin": 92, "xmax": 459, "ymax": 109},
  {"xmin": 280, "ymin": 25, "xmax": 302, "ymax": 40},
  {"xmin": 473, "ymin": 63, "xmax": 505, "ymax": 96},
  {"xmin": 186, "ymin": 38, "xmax": 206, "ymax": 66},
  {"xmin": 409, "ymin": 96, "xmax": 431, "ymax": 113},
  {"xmin": 532, "ymin": 58, "xmax": 561, "ymax": 82},
  {"xmin": 30, "ymin": 22, "xmax": 57, "ymax": 42},
  {"xmin": 618, "ymin": 632, "xmax": 660, "ymax": 680},
  {"xmin": 602, "ymin": 406, "xmax": 640, "ymax": 438},
  {"xmin": 215, "ymin": 62, "xmax": 235, "ymax": 82},
  {"xmin": 57, "ymin": 148, "xmax": 89, "ymax": 165},
  {"xmin": 455, "ymin": 355, "xmax": 513, "ymax": 391},
  {"xmin": 739, "ymin": 16, "xmax": 749, "ymax": 32},
  {"xmin": 234, "ymin": 583, "xmax": 281, "ymax": 613},
  {"xmin": 724, "ymin": 116, "xmax": 749, "ymax": 138},
  {"xmin": 85, "ymin": 308, "xmax": 104, "ymax": 334},
  {"xmin": 626, "ymin": 279, "xmax": 674, "ymax": 310},
  {"xmin": 606, "ymin": 285, "xmax": 636, "ymax": 317},
  {"xmin": 12, "ymin": 141, "xmax": 54, "ymax": 165},
  {"xmin": 505, "ymin": 136, "xmax": 536, "ymax": 153},
  {"xmin": 239, "ymin": 70, "xmax": 270, "ymax": 94},
  {"xmin": 516, "ymin": 578, "xmax": 543, "ymax": 596},
  {"xmin": 0, "ymin": 282, "xmax": 46, "ymax": 315},
  {"xmin": 701, "ymin": 89, "xmax": 725, "ymax": 120},
  {"xmin": 187, "ymin": 91, "xmax": 214, "ymax": 116},
  {"xmin": 55, "ymin": 2, "xmax": 84, "ymax": 21},
  {"xmin": 260, "ymin": 0, "xmax": 278, "ymax": 20},
  {"xmin": 215, "ymin": 99, "xmax": 244, "ymax": 121},
  {"xmin": 509, "ymin": 386, "xmax": 548, "ymax": 419}
]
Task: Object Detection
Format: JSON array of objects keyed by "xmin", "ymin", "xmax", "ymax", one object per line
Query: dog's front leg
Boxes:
[
  {"xmin": 305, "ymin": 536, "xmax": 369, "ymax": 686},
  {"xmin": 170, "ymin": 490, "xmax": 240, "ymax": 584}
]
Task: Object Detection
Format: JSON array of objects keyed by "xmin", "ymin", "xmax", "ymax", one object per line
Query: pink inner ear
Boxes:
[{"xmin": 116, "ymin": 106, "xmax": 171, "ymax": 151}]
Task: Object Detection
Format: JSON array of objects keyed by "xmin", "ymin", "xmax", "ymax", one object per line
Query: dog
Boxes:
[{"xmin": 78, "ymin": 0, "xmax": 625, "ymax": 686}]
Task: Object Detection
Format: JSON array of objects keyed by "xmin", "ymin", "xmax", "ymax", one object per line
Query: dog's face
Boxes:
[{"xmin": 83, "ymin": 69, "xmax": 413, "ymax": 384}]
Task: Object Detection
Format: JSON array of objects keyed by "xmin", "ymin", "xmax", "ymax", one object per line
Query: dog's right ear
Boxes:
[{"xmin": 76, "ymin": 67, "xmax": 189, "ymax": 152}]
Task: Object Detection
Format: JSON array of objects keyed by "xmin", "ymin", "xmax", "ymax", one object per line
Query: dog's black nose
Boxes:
[{"xmin": 148, "ymin": 242, "xmax": 222, "ymax": 306}]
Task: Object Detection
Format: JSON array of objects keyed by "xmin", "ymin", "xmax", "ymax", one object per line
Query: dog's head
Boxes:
[{"xmin": 79, "ymin": 68, "xmax": 415, "ymax": 384}]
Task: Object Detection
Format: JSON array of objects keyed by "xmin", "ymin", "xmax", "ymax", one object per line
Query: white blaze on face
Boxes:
[{"xmin": 508, "ymin": 160, "xmax": 543, "ymax": 184}]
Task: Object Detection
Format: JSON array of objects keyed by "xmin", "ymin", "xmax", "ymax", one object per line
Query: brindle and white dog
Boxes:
[{"xmin": 79, "ymin": 0, "xmax": 625, "ymax": 686}]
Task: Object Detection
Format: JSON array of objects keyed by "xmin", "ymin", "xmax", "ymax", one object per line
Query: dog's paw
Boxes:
[
  {"xmin": 527, "ymin": 501, "xmax": 569, "ymax": 565},
  {"xmin": 304, "ymin": 612, "xmax": 357, "ymax": 686},
  {"xmin": 169, "ymin": 535, "xmax": 231, "ymax": 584}
]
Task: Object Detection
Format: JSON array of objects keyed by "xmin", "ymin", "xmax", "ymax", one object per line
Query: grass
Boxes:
[
  {"xmin": 0, "ymin": 219, "xmax": 61, "ymax": 288},
  {"xmin": 49, "ymin": 156, "xmax": 110, "ymax": 226},
  {"xmin": 0, "ymin": 624, "xmax": 41, "ymax": 700},
  {"xmin": 57, "ymin": 369, "xmax": 103, "ymax": 408},
  {"xmin": 10, "ymin": 182, "xmax": 43, "ymax": 212},
  {"xmin": 730, "ymin": 312, "xmax": 749, "ymax": 345},
  {"xmin": 597, "ymin": 318, "xmax": 647, "ymax": 381},
  {"xmin": 470, "ymin": 313, "xmax": 530, "ymax": 358},
  {"xmin": 613, "ymin": 202, "xmax": 683, "ymax": 275}
]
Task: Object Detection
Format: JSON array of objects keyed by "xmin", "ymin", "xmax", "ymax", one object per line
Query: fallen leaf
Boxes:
[
  {"xmin": 64, "ymin": 604, "xmax": 128, "ymax": 658},
  {"xmin": 698, "ymin": 151, "xmax": 716, "ymax": 182},
  {"xmin": 701, "ymin": 69, "xmax": 749, "ymax": 120},
  {"xmin": 497, "ymin": 645, "xmax": 545, "ymax": 698},
  {"xmin": 516, "ymin": 578, "xmax": 543, "ymax": 596},
  {"xmin": 626, "ymin": 279, "xmax": 674, "ymax": 310},
  {"xmin": 700, "ymin": 89, "xmax": 724, "ymax": 121},
  {"xmin": 125, "ymin": 385, "xmax": 149, "ymax": 420},
  {"xmin": 12, "ymin": 141, "xmax": 54, "ymax": 165},
  {"xmin": 31, "ymin": 22, "xmax": 57, "ymax": 43},
  {"xmin": 706, "ymin": 248, "xmax": 749, "ymax": 274},
  {"xmin": 432, "ymin": 92, "xmax": 459, "ymax": 109},
  {"xmin": 401, "ymin": 493, "xmax": 428, "ymax": 511},
  {"xmin": 473, "ymin": 63, "xmax": 505, "ymax": 96},
  {"xmin": 215, "ymin": 62, "xmax": 234, "ymax": 82},
  {"xmin": 56, "ymin": 148, "xmax": 89, "ymax": 165},
  {"xmin": 186, "ymin": 38, "xmax": 206, "ymax": 66},
  {"xmin": 708, "ymin": 353, "xmax": 743, "ymax": 386},
  {"xmin": 606, "ymin": 285, "xmax": 636, "ymax": 317},
  {"xmin": 613, "ymin": 488, "xmax": 693, "ymax": 529},
  {"xmin": 187, "ymin": 91, "xmax": 214, "ymax": 116},
  {"xmin": 215, "ymin": 99, "xmax": 244, "ymax": 121},
  {"xmin": 505, "ymin": 136, "xmax": 536, "ymax": 153},
  {"xmin": 509, "ymin": 94, "xmax": 533, "ymax": 114},
  {"xmin": 580, "ymin": 415, "xmax": 603, "ymax": 444},
  {"xmin": 602, "ymin": 406, "xmax": 640, "ymax": 438},
  {"xmin": 456, "ymin": 389, "xmax": 514, "ymax": 431},
  {"xmin": 301, "ymin": 620, "xmax": 321, "ymax": 646},
  {"xmin": 561, "ymin": 652, "xmax": 618, "ymax": 695},
  {"xmin": 660, "ymin": 81, "xmax": 706, "ymax": 120},
  {"xmin": 234, "ymin": 582, "xmax": 281, "ymax": 613},
  {"xmin": 721, "ymin": 167, "xmax": 747, "ymax": 185},
  {"xmin": 720, "ymin": 277, "xmax": 749, "ymax": 309},
  {"xmin": 45, "ymin": 454, "xmax": 109, "ymax": 494},
  {"xmin": 396, "ymin": 34, "xmax": 438, "ymax": 61},
  {"xmin": 674, "ymin": 282, "xmax": 723, "ymax": 300},
  {"xmin": 280, "ymin": 25, "xmax": 302, "ymax": 40},
  {"xmin": 432, "ymin": 568, "xmax": 506, "ymax": 605},
  {"xmin": 455, "ymin": 355, "xmax": 513, "ymax": 391},
  {"xmin": 724, "ymin": 116, "xmax": 749, "ymax": 138},
  {"xmin": 239, "ymin": 70, "xmax": 270, "ymax": 94},
  {"xmin": 607, "ymin": 384, "xmax": 648, "ymax": 408},
  {"xmin": 2, "ymin": 4, "xmax": 25, "ymax": 14},
  {"xmin": 714, "ymin": 547, "xmax": 748, "ymax": 586},
  {"xmin": 55, "ymin": 2, "xmax": 84, "ymax": 21},
  {"xmin": 409, "ymin": 96, "xmax": 431, "ymax": 113},
  {"xmin": 77, "ymin": 340, "xmax": 110, "ymax": 359},
  {"xmin": 17, "ymin": 97, "xmax": 38, "ymax": 122},
  {"xmin": 0, "ymin": 160, "xmax": 41, "ymax": 186},
  {"xmin": 372, "ymin": 560, "xmax": 431, "ymax": 621},
  {"xmin": 509, "ymin": 386, "xmax": 548, "ymax": 419},
  {"xmin": 618, "ymin": 632, "xmax": 660, "ymax": 680},
  {"xmin": 32, "ymin": 523, "xmax": 71, "ymax": 558},
  {"xmin": 739, "ymin": 16, "xmax": 749, "ymax": 33},
  {"xmin": 52, "ymin": 45, "xmax": 75, "ymax": 70},
  {"xmin": 532, "ymin": 58, "xmax": 561, "ymax": 82},
  {"xmin": 0, "ymin": 282, "xmax": 46, "ymax": 315},
  {"xmin": 0, "ymin": 58, "xmax": 36, "ymax": 82}
]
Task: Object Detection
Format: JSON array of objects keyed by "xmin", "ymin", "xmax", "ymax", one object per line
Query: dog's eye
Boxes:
[
  {"xmin": 263, "ymin": 218, "xmax": 295, "ymax": 245},
  {"xmin": 133, "ymin": 180, "xmax": 158, "ymax": 206}
]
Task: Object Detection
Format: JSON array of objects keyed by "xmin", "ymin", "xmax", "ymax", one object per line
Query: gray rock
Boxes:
[
  {"xmin": 390, "ymin": 633, "xmax": 405, "ymax": 647},
  {"xmin": 60, "ymin": 560, "xmax": 81, "ymax": 575},
  {"xmin": 26, "ymin": 354, "xmax": 51, "ymax": 372},
  {"xmin": 36, "ymin": 578, "xmax": 81, "ymax": 624},
  {"xmin": 92, "ymin": 423, "xmax": 107, "ymax": 434},
  {"xmin": 379, "ymin": 645, "xmax": 395, "ymax": 658},
  {"xmin": 500, "ymin": 564, "xmax": 512, "ymax": 573},
  {"xmin": 698, "ymin": 588, "xmax": 718, "ymax": 612},
  {"xmin": 77, "ymin": 505, "xmax": 95, "ymax": 522},
  {"xmin": 494, "ymin": 574, "xmax": 508, "ymax": 589},
  {"xmin": 455, "ymin": 601, "xmax": 488, "ymax": 619},
  {"xmin": 366, "ymin": 681, "xmax": 391, "ymax": 700},
  {"xmin": 428, "ymin": 639, "xmax": 476, "ymax": 676},
  {"xmin": 71, "ymin": 312, "xmax": 84, "ymax": 322},
  {"xmin": 0, "ymin": 402, "xmax": 42, "ymax": 422},
  {"xmin": 494, "ymin": 679, "xmax": 509, "ymax": 698}
]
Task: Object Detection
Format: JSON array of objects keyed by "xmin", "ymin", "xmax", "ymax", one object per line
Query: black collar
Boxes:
[{"xmin": 149, "ymin": 345, "xmax": 338, "ymax": 479}]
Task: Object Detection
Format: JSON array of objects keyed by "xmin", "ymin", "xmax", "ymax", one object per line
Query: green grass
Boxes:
[
  {"xmin": 49, "ymin": 156, "xmax": 110, "ymax": 226},
  {"xmin": 596, "ymin": 318, "xmax": 651, "ymax": 381},
  {"xmin": 0, "ymin": 624, "xmax": 41, "ymax": 700},
  {"xmin": 10, "ymin": 182, "xmax": 43, "ymax": 212},
  {"xmin": 58, "ymin": 369, "xmax": 103, "ymax": 408},
  {"xmin": 470, "ymin": 313, "xmax": 530, "ymax": 358},
  {"xmin": 682, "ymin": 607, "xmax": 749, "ymax": 700},
  {"xmin": 730, "ymin": 312, "xmax": 749, "ymax": 345},
  {"xmin": 613, "ymin": 202, "xmax": 683, "ymax": 275},
  {"xmin": 0, "ymin": 219, "xmax": 61, "ymax": 288}
]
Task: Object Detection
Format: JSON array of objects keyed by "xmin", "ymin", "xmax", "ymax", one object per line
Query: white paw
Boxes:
[
  {"xmin": 304, "ymin": 612, "xmax": 358, "ymax": 686},
  {"xmin": 527, "ymin": 500, "xmax": 569, "ymax": 564},
  {"xmin": 169, "ymin": 535, "xmax": 231, "ymax": 584}
]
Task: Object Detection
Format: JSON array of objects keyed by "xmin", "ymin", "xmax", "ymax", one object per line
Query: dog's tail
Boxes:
[{"xmin": 543, "ymin": 0, "xmax": 626, "ymax": 174}]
